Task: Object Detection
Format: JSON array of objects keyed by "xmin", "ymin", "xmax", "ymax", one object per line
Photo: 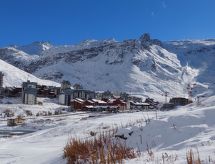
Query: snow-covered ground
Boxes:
[
  {"xmin": 0, "ymin": 96, "xmax": 215, "ymax": 164},
  {"xmin": 0, "ymin": 98, "xmax": 67, "ymax": 117}
]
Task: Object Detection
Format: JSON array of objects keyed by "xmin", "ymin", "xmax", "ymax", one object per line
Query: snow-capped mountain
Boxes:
[
  {"xmin": 0, "ymin": 47, "xmax": 38, "ymax": 69},
  {"xmin": 0, "ymin": 59, "xmax": 59, "ymax": 87},
  {"xmin": 15, "ymin": 41, "xmax": 53, "ymax": 55},
  {"xmin": 0, "ymin": 34, "xmax": 214, "ymax": 99},
  {"xmin": 0, "ymin": 41, "xmax": 52, "ymax": 70},
  {"xmin": 163, "ymin": 39, "xmax": 215, "ymax": 97},
  {"xmin": 27, "ymin": 34, "xmax": 197, "ymax": 99},
  {"xmin": 163, "ymin": 40, "xmax": 215, "ymax": 85}
]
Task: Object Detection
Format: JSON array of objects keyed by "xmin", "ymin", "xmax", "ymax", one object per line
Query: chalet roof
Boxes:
[
  {"xmin": 98, "ymin": 106, "xmax": 117, "ymax": 109},
  {"xmin": 85, "ymin": 105, "xmax": 118, "ymax": 109},
  {"xmin": 75, "ymin": 98, "xmax": 85, "ymax": 102},
  {"xmin": 71, "ymin": 98, "xmax": 85, "ymax": 103},
  {"xmin": 92, "ymin": 99, "xmax": 107, "ymax": 104},
  {"xmin": 86, "ymin": 100, "xmax": 95, "ymax": 104},
  {"xmin": 108, "ymin": 99, "xmax": 126, "ymax": 103},
  {"xmin": 85, "ymin": 105, "xmax": 94, "ymax": 108},
  {"xmin": 130, "ymin": 102, "xmax": 150, "ymax": 106},
  {"xmin": 107, "ymin": 99, "xmax": 114, "ymax": 103},
  {"xmin": 113, "ymin": 96, "xmax": 120, "ymax": 99},
  {"xmin": 96, "ymin": 91, "xmax": 105, "ymax": 94}
]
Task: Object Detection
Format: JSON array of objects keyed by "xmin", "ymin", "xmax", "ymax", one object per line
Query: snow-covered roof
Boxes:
[
  {"xmin": 108, "ymin": 99, "xmax": 115, "ymax": 103},
  {"xmin": 92, "ymin": 99, "xmax": 107, "ymax": 104},
  {"xmin": 85, "ymin": 105, "xmax": 94, "ymax": 108},
  {"xmin": 93, "ymin": 105, "xmax": 118, "ymax": 109},
  {"xmin": 131, "ymin": 102, "xmax": 150, "ymax": 106},
  {"xmin": 75, "ymin": 98, "xmax": 85, "ymax": 102},
  {"xmin": 86, "ymin": 100, "xmax": 95, "ymax": 104}
]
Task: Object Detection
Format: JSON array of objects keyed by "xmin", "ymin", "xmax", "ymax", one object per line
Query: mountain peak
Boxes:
[{"xmin": 16, "ymin": 41, "xmax": 53, "ymax": 55}]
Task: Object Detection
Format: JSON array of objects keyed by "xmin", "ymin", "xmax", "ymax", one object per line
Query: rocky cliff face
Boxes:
[{"xmin": 163, "ymin": 40, "xmax": 215, "ymax": 84}]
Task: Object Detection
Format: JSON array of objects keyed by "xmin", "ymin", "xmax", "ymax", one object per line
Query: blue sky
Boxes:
[{"xmin": 0, "ymin": 0, "xmax": 215, "ymax": 46}]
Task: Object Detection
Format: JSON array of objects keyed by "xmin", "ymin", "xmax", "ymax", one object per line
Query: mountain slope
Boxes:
[
  {"xmin": 0, "ymin": 42, "xmax": 52, "ymax": 70},
  {"xmin": 163, "ymin": 40, "xmax": 215, "ymax": 95},
  {"xmin": 28, "ymin": 35, "xmax": 196, "ymax": 99},
  {"xmin": 15, "ymin": 41, "xmax": 53, "ymax": 55},
  {"xmin": 1, "ymin": 35, "xmax": 213, "ymax": 99},
  {"xmin": 0, "ymin": 47, "xmax": 38, "ymax": 69},
  {"xmin": 0, "ymin": 59, "xmax": 59, "ymax": 87}
]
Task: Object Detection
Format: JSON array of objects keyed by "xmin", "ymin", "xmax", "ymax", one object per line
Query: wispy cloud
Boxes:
[
  {"xmin": 151, "ymin": 11, "xmax": 155, "ymax": 16},
  {"xmin": 162, "ymin": 1, "xmax": 167, "ymax": 9}
]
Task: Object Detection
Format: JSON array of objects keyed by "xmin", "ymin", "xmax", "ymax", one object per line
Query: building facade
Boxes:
[
  {"xmin": 130, "ymin": 102, "xmax": 150, "ymax": 111},
  {"xmin": 0, "ymin": 72, "xmax": 4, "ymax": 97},
  {"xmin": 0, "ymin": 72, "xmax": 4, "ymax": 88},
  {"xmin": 169, "ymin": 97, "xmax": 191, "ymax": 106},
  {"xmin": 61, "ymin": 80, "xmax": 71, "ymax": 91},
  {"xmin": 59, "ymin": 88, "xmax": 96, "ymax": 106},
  {"xmin": 22, "ymin": 81, "xmax": 37, "ymax": 105}
]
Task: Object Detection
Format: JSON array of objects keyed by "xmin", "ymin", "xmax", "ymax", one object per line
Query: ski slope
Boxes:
[{"xmin": 0, "ymin": 59, "xmax": 59, "ymax": 87}]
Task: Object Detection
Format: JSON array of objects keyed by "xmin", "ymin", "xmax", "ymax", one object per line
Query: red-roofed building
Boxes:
[
  {"xmin": 108, "ymin": 99, "xmax": 127, "ymax": 111},
  {"xmin": 71, "ymin": 98, "xmax": 127, "ymax": 112},
  {"xmin": 71, "ymin": 98, "xmax": 86, "ymax": 111}
]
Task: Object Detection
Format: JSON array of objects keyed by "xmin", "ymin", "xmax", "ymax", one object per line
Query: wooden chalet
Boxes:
[
  {"xmin": 70, "ymin": 98, "xmax": 120, "ymax": 112},
  {"xmin": 107, "ymin": 98, "xmax": 127, "ymax": 111},
  {"xmin": 71, "ymin": 98, "xmax": 86, "ymax": 111},
  {"xmin": 4, "ymin": 87, "xmax": 22, "ymax": 97}
]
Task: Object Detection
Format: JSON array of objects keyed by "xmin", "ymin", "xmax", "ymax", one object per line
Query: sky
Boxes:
[{"xmin": 0, "ymin": 0, "xmax": 215, "ymax": 46}]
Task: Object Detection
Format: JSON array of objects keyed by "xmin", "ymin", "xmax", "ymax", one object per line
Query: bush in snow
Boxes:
[
  {"xmin": 64, "ymin": 129, "xmax": 137, "ymax": 163},
  {"xmin": 186, "ymin": 149, "xmax": 201, "ymax": 164}
]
